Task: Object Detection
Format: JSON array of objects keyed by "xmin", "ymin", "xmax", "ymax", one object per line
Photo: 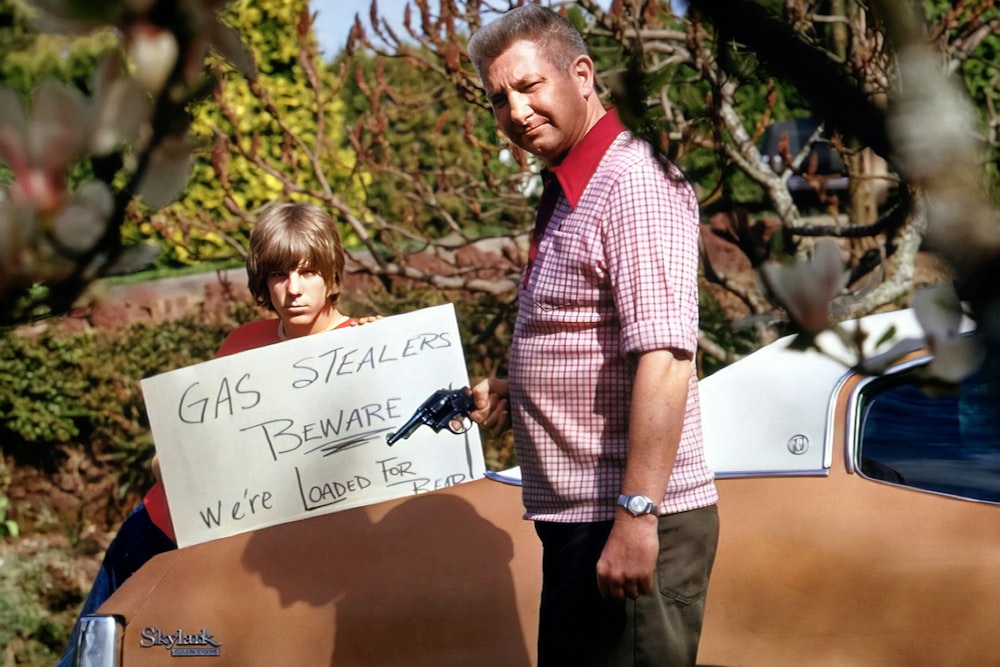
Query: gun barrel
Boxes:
[{"xmin": 385, "ymin": 411, "xmax": 426, "ymax": 446}]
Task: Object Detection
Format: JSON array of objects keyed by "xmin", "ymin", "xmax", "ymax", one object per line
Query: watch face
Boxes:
[{"xmin": 628, "ymin": 496, "xmax": 647, "ymax": 513}]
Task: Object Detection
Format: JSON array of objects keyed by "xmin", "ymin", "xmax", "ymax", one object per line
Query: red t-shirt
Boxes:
[{"xmin": 145, "ymin": 316, "xmax": 357, "ymax": 541}]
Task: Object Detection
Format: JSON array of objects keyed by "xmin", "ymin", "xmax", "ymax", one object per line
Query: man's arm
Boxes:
[{"xmin": 596, "ymin": 348, "xmax": 690, "ymax": 600}]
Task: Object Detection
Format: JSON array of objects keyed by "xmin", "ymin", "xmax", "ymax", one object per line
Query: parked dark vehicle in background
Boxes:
[
  {"xmin": 760, "ymin": 117, "xmax": 849, "ymax": 193},
  {"xmin": 72, "ymin": 309, "xmax": 999, "ymax": 666}
]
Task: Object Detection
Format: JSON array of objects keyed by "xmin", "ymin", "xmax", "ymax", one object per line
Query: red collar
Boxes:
[{"xmin": 550, "ymin": 109, "xmax": 626, "ymax": 208}]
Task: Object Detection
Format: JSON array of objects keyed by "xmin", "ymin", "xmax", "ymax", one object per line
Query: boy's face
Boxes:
[{"xmin": 267, "ymin": 265, "xmax": 337, "ymax": 337}]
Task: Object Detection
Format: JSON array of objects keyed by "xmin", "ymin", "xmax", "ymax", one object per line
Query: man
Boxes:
[
  {"xmin": 466, "ymin": 6, "xmax": 719, "ymax": 666},
  {"xmin": 59, "ymin": 202, "xmax": 362, "ymax": 666}
]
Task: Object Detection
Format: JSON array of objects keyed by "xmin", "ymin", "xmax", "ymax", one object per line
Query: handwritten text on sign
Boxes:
[{"xmin": 142, "ymin": 304, "xmax": 485, "ymax": 548}]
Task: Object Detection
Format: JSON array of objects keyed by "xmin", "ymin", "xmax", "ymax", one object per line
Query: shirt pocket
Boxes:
[{"xmin": 531, "ymin": 228, "xmax": 606, "ymax": 316}]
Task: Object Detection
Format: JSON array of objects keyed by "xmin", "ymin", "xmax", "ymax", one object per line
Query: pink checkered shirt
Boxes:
[{"xmin": 509, "ymin": 110, "xmax": 718, "ymax": 522}]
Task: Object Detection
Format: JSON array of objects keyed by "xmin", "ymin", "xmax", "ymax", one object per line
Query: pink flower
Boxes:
[
  {"xmin": 0, "ymin": 81, "xmax": 89, "ymax": 214},
  {"xmin": 762, "ymin": 239, "xmax": 848, "ymax": 334}
]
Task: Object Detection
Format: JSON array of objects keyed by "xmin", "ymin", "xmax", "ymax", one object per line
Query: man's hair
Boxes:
[
  {"xmin": 246, "ymin": 202, "xmax": 345, "ymax": 312},
  {"xmin": 467, "ymin": 5, "xmax": 589, "ymax": 80}
]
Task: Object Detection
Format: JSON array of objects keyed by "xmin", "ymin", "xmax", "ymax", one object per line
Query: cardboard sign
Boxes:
[{"xmin": 142, "ymin": 304, "xmax": 485, "ymax": 547}]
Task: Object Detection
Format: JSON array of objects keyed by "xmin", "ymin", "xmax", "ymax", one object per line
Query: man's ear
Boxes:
[{"xmin": 572, "ymin": 54, "xmax": 596, "ymax": 97}]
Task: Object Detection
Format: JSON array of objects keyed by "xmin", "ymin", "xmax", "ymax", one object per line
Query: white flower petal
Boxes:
[
  {"xmin": 763, "ymin": 239, "xmax": 847, "ymax": 333},
  {"xmin": 208, "ymin": 21, "xmax": 256, "ymax": 78},
  {"xmin": 137, "ymin": 137, "xmax": 193, "ymax": 208},
  {"xmin": 926, "ymin": 335, "xmax": 986, "ymax": 384},
  {"xmin": 128, "ymin": 26, "xmax": 180, "ymax": 93},
  {"xmin": 27, "ymin": 80, "xmax": 90, "ymax": 172},
  {"xmin": 52, "ymin": 181, "xmax": 115, "ymax": 253},
  {"xmin": 90, "ymin": 54, "xmax": 150, "ymax": 154},
  {"xmin": 103, "ymin": 241, "xmax": 161, "ymax": 275},
  {"xmin": 912, "ymin": 283, "xmax": 963, "ymax": 340}
]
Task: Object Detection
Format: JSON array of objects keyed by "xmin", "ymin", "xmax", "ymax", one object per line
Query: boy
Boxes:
[{"xmin": 60, "ymin": 202, "xmax": 363, "ymax": 665}]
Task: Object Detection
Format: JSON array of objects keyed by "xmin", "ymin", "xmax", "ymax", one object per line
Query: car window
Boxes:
[
  {"xmin": 759, "ymin": 118, "xmax": 846, "ymax": 176},
  {"xmin": 857, "ymin": 365, "xmax": 1000, "ymax": 503}
]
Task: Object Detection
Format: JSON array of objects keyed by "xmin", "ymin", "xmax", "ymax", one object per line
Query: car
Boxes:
[
  {"xmin": 759, "ymin": 117, "xmax": 849, "ymax": 193},
  {"xmin": 71, "ymin": 308, "xmax": 999, "ymax": 666},
  {"xmin": 696, "ymin": 308, "xmax": 999, "ymax": 666}
]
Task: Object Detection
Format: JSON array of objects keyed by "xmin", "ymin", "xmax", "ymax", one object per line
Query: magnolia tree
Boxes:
[
  {"xmin": 683, "ymin": 0, "xmax": 997, "ymax": 377},
  {"xmin": 0, "ymin": 0, "xmax": 996, "ymax": 380},
  {"xmin": 0, "ymin": 0, "xmax": 254, "ymax": 323},
  {"xmin": 344, "ymin": 0, "xmax": 997, "ymax": 377}
]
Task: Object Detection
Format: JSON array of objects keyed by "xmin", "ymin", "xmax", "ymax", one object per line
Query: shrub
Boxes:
[
  {"xmin": 0, "ymin": 287, "xmax": 518, "ymax": 526},
  {"xmin": 0, "ymin": 303, "xmax": 258, "ymax": 501}
]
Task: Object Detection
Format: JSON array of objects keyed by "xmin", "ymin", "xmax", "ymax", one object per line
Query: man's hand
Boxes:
[
  {"xmin": 469, "ymin": 377, "xmax": 510, "ymax": 437},
  {"xmin": 596, "ymin": 513, "xmax": 659, "ymax": 600}
]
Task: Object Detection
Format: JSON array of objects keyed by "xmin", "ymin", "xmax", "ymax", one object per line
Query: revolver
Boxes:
[{"xmin": 386, "ymin": 387, "xmax": 476, "ymax": 446}]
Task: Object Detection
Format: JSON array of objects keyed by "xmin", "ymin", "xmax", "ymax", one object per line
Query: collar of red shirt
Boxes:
[{"xmin": 549, "ymin": 108, "xmax": 627, "ymax": 209}]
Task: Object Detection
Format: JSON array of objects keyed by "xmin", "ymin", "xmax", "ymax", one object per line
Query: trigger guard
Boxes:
[{"xmin": 448, "ymin": 416, "xmax": 472, "ymax": 434}]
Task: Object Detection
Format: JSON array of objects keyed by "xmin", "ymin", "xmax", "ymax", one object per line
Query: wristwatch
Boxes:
[{"xmin": 617, "ymin": 494, "xmax": 659, "ymax": 516}]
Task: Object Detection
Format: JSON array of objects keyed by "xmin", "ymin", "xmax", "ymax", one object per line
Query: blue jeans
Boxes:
[{"xmin": 57, "ymin": 502, "xmax": 176, "ymax": 667}]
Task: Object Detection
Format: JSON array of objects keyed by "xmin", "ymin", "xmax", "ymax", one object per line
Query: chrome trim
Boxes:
[
  {"xmin": 714, "ymin": 468, "xmax": 830, "ymax": 480},
  {"xmin": 484, "ymin": 467, "xmax": 522, "ymax": 486},
  {"xmin": 74, "ymin": 615, "xmax": 123, "ymax": 667},
  {"xmin": 825, "ymin": 366, "xmax": 859, "ymax": 471}
]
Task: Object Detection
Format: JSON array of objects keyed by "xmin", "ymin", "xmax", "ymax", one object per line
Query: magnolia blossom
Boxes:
[
  {"xmin": 52, "ymin": 181, "xmax": 115, "ymax": 255},
  {"xmin": 126, "ymin": 21, "xmax": 181, "ymax": 93},
  {"xmin": 0, "ymin": 81, "xmax": 89, "ymax": 214},
  {"xmin": 137, "ymin": 135, "xmax": 195, "ymax": 208},
  {"xmin": 90, "ymin": 53, "xmax": 150, "ymax": 155},
  {"xmin": 0, "ymin": 65, "xmax": 146, "ymax": 294},
  {"xmin": 0, "ymin": 180, "xmax": 117, "ymax": 291},
  {"xmin": 912, "ymin": 284, "xmax": 985, "ymax": 383},
  {"xmin": 762, "ymin": 239, "xmax": 849, "ymax": 334},
  {"xmin": 30, "ymin": 0, "xmax": 254, "ymax": 93}
]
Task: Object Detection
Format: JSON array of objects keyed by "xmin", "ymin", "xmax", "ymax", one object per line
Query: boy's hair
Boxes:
[
  {"xmin": 246, "ymin": 202, "xmax": 345, "ymax": 312},
  {"xmin": 466, "ymin": 5, "xmax": 589, "ymax": 80}
]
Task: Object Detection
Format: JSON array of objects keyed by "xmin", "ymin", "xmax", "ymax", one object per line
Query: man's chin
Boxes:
[{"xmin": 520, "ymin": 143, "xmax": 553, "ymax": 165}]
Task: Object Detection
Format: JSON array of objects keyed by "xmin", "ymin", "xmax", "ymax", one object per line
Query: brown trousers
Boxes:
[{"xmin": 534, "ymin": 505, "xmax": 719, "ymax": 667}]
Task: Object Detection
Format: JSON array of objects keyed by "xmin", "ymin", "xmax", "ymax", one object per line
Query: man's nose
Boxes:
[
  {"xmin": 508, "ymin": 92, "xmax": 532, "ymax": 125},
  {"xmin": 287, "ymin": 271, "xmax": 304, "ymax": 293}
]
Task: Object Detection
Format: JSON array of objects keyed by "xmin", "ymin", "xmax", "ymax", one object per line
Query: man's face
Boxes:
[{"xmin": 480, "ymin": 40, "xmax": 594, "ymax": 167}]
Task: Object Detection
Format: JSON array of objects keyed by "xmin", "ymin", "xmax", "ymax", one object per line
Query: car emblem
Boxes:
[
  {"xmin": 140, "ymin": 627, "xmax": 222, "ymax": 657},
  {"xmin": 787, "ymin": 434, "xmax": 809, "ymax": 455}
]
